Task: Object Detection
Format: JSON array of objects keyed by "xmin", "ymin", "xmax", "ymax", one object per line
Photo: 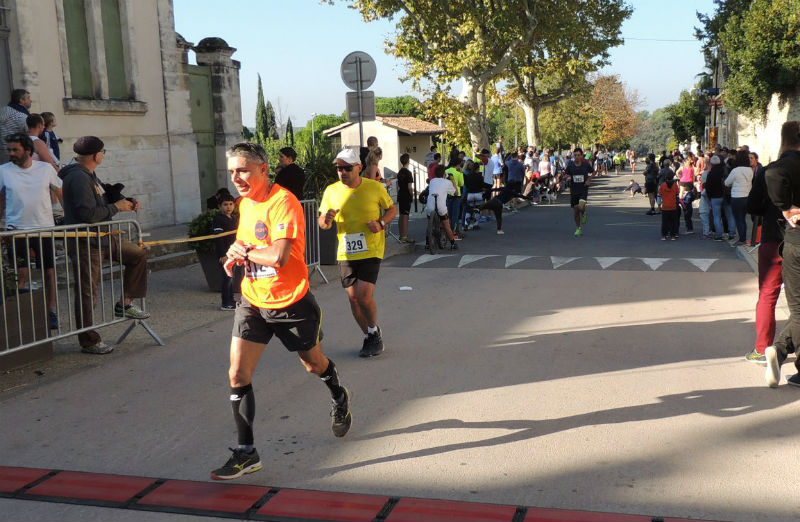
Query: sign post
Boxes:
[{"xmin": 340, "ymin": 51, "xmax": 377, "ymax": 147}]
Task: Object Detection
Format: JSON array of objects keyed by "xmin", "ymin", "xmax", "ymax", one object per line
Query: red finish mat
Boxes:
[
  {"xmin": 25, "ymin": 471, "xmax": 155, "ymax": 504},
  {"xmin": 0, "ymin": 466, "xmax": 51, "ymax": 493},
  {"xmin": 386, "ymin": 497, "xmax": 517, "ymax": 522},
  {"xmin": 0, "ymin": 465, "xmax": 728, "ymax": 522},
  {"xmin": 137, "ymin": 479, "xmax": 270, "ymax": 514},
  {"xmin": 257, "ymin": 488, "xmax": 388, "ymax": 521}
]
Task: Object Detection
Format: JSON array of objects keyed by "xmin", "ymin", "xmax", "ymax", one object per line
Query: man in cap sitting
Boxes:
[{"xmin": 59, "ymin": 136, "xmax": 151, "ymax": 354}]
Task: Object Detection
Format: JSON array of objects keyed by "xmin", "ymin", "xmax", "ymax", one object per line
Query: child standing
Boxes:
[
  {"xmin": 658, "ymin": 170, "xmax": 680, "ymax": 240},
  {"xmin": 39, "ymin": 112, "xmax": 61, "ymax": 165},
  {"xmin": 213, "ymin": 194, "xmax": 238, "ymax": 310}
]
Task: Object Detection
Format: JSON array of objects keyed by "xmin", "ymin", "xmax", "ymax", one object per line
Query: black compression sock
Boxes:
[
  {"xmin": 320, "ymin": 360, "xmax": 345, "ymax": 402},
  {"xmin": 230, "ymin": 384, "xmax": 255, "ymax": 447}
]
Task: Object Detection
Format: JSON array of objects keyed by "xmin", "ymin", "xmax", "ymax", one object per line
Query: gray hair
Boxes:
[{"xmin": 226, "ymin": 142, "xmax": 268, "ymax": 164}]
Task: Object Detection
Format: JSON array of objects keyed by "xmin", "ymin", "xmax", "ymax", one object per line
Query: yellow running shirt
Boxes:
[
  {"xmin": 237, "ymin": 183, "xmax": 308, "ymax": 309},
  {"xmin": 319, "ymin": 178, "xmax": 394, "ymax": 261},
  {"xmin": 445, "ymin": 167, "xmax": 464, "ymax": 197}
]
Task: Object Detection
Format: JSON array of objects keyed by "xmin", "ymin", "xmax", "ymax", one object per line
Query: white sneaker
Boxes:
[
  {"xmin": 497, "ymin": 230, "xmax": 505, "ymax": 235},
  {"xmin": 765, "ymin": 346, "xmax": 780, "ymax": 388}
]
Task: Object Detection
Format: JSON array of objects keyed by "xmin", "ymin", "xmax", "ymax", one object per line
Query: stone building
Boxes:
[{"xmin": 0, "ymin": 0, "xmax": 242, "ymax": 228}]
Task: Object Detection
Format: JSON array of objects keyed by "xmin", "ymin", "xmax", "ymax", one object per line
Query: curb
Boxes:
[{"xmin": 735, "ymin": 244, "xmax": 758, "ymax": 274}]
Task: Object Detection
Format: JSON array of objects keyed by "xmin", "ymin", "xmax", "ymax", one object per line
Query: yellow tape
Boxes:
[
  {"xmin": 8, "ymin": 229, "xmax": 235, "ymax": 248},
  {"xmin": 142, "ymin": 230, "xmax": 236, "ymax": 247}
]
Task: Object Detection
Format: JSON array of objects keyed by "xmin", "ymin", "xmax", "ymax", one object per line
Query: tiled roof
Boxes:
[
  {"xmin": 377, "ymin": 115, "xmax": 444, "ymax": 135},
  {"xmin": 323, "ymin": 115, "xmax": 445, "ymax": 137}
]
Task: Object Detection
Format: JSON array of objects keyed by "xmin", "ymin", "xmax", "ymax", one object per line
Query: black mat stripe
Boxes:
[
  {"xmin": 372, "ymin": 496, "xmax": 399, "ymax": 522},
  {"xmin": 12, "ymin": 469, "xmax": 60, "ymax": 496},
  {"xmin": 123, "ymin": 478, "xmax": 166, "ymax": 508},
  {"xmin": 511, "ymin": 506, "xmax": 528, "ymax": 522},
  {"xmin": 246, "ymin": 487, "xmax": 280, "ymax": 518}
]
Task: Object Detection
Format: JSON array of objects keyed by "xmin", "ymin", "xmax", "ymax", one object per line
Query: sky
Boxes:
[{"xmin": 173, "ymin": 0, "xmax": 718, "ymax": 129}]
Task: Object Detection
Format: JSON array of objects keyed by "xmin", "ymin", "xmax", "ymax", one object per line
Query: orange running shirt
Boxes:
[{"xmin": 237, "ymin": 183, "xmax": 308, "ymax": 309}]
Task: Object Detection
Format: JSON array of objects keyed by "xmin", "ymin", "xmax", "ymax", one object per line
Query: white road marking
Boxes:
[
  {"xmin": 407, "ymin": 255, "xmax": 726, "ymax": 272},
  {"xmin": 411, "ymin": 254, "xmax": 455, "ymax": 267},
  {"xmin": 458, "ymin": 254, "xmax": 498, "ymax": 268},
  {"xmin": 685, "ymin": 258, "xmax": 717, "ymax": 272},
  {"xmin": 551, "ymin": 256, "xmax": 581, "ymax": 269},
  {"xmin": 595, "ymin": 257, "xmax": 627, "ymax": 269},
  {"xmin": 639, "ymin": 258, "xmax": 670, "ymax": 270},
  {"xmin": 504, "ymin": 255, "xmax": 534, "ymax": 268}
]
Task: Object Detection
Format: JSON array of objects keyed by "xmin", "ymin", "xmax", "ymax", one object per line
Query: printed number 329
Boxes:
[{"xmin": 347, "ymin": 239, "xmax": 364, "ymax": 251}]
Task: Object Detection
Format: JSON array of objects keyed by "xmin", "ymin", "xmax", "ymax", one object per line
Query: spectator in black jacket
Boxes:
[
  {"xmin": 764, "ymin": 121, "xmax": 800, "ymax": 387},
  {"xmin": 275, "ymin": 147, "xmax": 305, "ymax": 201},
  {"xmin": 706, "ymin": 155, "xmax": 727, "ymax": 241},
  {"xmin": 59, "ymin": 136, "xmax": 150, "ymax": 355}
]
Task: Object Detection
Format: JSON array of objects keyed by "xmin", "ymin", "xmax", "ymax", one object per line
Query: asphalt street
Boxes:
[{"xmin": 1, "ymin": 171, "xmax": 794, "ymax": 522}]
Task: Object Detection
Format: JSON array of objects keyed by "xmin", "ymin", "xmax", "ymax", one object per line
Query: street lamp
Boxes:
[{"xmin": 311, "ymin": 112, "xmax": 318, "ymax": 149}]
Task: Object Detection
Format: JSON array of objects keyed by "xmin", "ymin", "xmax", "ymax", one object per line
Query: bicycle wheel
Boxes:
[
  {"xmin": 427, "ymin": 213, "xmax": 439, "ymax": 254},
  {"xmin": 436, "ymin": 220, "xmax": 448, "ymax": 250}
]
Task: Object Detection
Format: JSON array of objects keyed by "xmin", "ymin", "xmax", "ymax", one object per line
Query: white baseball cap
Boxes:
[{"xmin": 333, "ymin": 148, "xmax": 360, "ymax": 165}]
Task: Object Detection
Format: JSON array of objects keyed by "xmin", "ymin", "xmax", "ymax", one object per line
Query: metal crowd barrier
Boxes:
[
  {"xmin": 0, "ymin": 219, "xmax": 162, "ymax": 358},
  {"xmin": 300, "ymin": 199, "xmax": 328, "ymax": 284}
]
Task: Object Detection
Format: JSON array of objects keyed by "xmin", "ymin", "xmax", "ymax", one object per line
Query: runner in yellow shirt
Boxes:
[{"xmin": 318, "ymin": 148, "xmax": 397, "ymax": 357}]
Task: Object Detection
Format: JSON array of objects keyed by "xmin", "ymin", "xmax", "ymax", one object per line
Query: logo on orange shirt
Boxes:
[{"xmin": 254, "ymin": 220, "xmax": 268, "ymax": 241}]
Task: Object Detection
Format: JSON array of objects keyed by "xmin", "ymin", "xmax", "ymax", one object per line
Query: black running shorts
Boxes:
[
  {"xmin": 232, "ymin": 291, "xmax": 323, "ymax": 351},
  {"xmin": 339, "ymin": 257, "xmax": 381, "ymax": 288},
  {"xmin": 398, "ymin": 196, "xmax": 411, "ymax": 216},
  {"xmin": 570, "ymin": 191, "xmax": 588, "ymax": 208}
]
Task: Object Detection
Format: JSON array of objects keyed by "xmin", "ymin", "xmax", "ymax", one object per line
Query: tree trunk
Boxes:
[
  {"xmin": 522, "ymin": 102, "xmax": 541, "ymax": 148},
  {"xmin": 458, "ymin": 75, "xmax": 489, "ymax": 152}
]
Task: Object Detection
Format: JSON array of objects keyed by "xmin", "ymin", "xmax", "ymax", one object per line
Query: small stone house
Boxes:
[{"xmin": 323, "ymin": 114, "xmax": 444, "ymax": 190}]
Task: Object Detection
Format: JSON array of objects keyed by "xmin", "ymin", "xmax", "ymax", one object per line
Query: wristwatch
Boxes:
[{"xmin": 379, "ymin": 219, "xmax": 386, "ymax": 229}]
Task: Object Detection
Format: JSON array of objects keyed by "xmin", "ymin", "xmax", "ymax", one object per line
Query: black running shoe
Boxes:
[
  {"xmin": 210, "ymin": 448, "xmax": 262, "ymax": 480},
  {"xmin": 359, "ymin": 327, "xmax": 384, "ymax": 357},
  {"xmin": 331, "ymin": 387, "xmax": 352, "ymax": 437}
]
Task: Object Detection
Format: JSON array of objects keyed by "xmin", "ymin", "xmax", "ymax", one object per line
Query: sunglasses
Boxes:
[{"xmin": 336, "ymin": 165, "xmax": 354, "ymax": 172}]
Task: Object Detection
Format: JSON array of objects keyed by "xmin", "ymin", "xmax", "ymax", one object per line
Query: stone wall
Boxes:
[
  {"xmin": 156, "ymin": 0, "xmax": 201, "ymax": 223},
  {"xmin": 735, "ymin": 92, "xmax": 800, "ymax": 164}
]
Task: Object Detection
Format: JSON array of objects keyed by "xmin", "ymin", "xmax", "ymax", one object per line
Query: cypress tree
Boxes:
[
  {"xmin": 255, "ymin": 74, "xmax": 267, "ymax": 143},
  {"xmin": 285, "ymin": 118, "xmax": 294, "ymax": 146},
  {"xmin": 266, "ymin": 101, "xmax": 279, "ymax": 140}
]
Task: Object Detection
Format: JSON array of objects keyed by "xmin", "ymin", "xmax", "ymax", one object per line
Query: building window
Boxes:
[
  {"xmin": 57, "ymin": 0, "xmax": 146, "ymax": 114},
  {"xmin": 100, "ymin": 0, "xmax": 126, "ymax": 99},
  {"xmin": 62, "ymin": 0, "xmax": 92, "ymax": 98}
]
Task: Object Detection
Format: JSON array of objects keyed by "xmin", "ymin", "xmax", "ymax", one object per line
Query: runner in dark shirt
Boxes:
[{"xmin": 565, "ymin": 147, "xmax": 594, "ymax": 237}]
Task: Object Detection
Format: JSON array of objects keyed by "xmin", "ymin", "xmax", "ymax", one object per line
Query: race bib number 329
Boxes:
[{"xmin": 344, "ymin": 233, "xmax": 367, "ymax": 255}]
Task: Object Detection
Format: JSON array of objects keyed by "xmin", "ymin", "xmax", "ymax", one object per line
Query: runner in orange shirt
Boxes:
[{"xmin": 210, "ymin": 143, "xmax": 351, "ymax": 481}]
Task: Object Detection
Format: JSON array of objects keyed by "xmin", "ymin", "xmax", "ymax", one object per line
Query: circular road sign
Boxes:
[{"xmin": 340, "ymin": 51, "xmax": 376, "ymax": 91}]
